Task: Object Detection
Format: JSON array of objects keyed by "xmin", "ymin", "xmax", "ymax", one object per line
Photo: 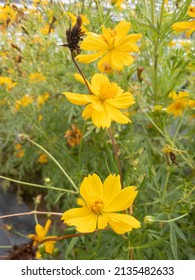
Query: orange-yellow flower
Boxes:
[
  {"xmin": 15, "ymin": 95, "xmax": 34, "ymax": 110},
  {"xmin": 29, "ymin": 73, "xmax": 46, "ymax": 83},
  {"xmin": 76, "ymin": 21, "xmax": 142, "ymax": 73},
  {"xmin": 38, "ymin": 153, "xmax": 48, "ymax": 164},
  {"xmin": 171, "ymin": 6, "xmax": 195, "ymax": 38},
  {"xmin": 61, "ymin": 174, "xmax": 140, "ymax": 234},
  {"xmin": 62, "ymin": 73, "xmax": 135, "ymax": 129},
  {"xmin": 167, "ymin": 91, "xmax": 195, "ymax": 117},
  {"xmin": 28, "ymin": 219, "xmax": 56, "ymax": 259}
]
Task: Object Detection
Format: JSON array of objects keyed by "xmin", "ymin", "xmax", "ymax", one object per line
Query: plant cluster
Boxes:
[{"xmin": 0, "ymin": 0, "xmax": 195, "ymax": 260}]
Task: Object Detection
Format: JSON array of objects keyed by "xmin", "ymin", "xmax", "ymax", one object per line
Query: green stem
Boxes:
[
  {"xmin": 162, "ymin": 169, "xmax": 171, "ymax": 199},
  {"xmin": 24, "ymin": 136, "xmax": 78, "ymax": 192},
  {"xmin": 108, "ymin": 128, "xmax": 123, "ymax": 187},
  {"xmin": 78, "ymin": 121, "xmax": 87, "ymax": 180},
  {"xmin": 154, "ymin": 213, "xmax": 188, "ymax": 223},
  {"xmin": 0, "ymin": 175, "xmax": 77, "ymax": 194}
]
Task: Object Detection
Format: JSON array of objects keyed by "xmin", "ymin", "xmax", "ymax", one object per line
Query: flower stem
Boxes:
[
  {"xmin": 154, "ymin": 213, "xmax": 188, "ymax": 223},
  {"xmin": 108, "ymin": 128, "xmax": 123, "ymax": 187},
  {"xmin": 0, "ymin": 175, "xmax": 77, "ymax": 194},
  {"xmin": 0, "ymin": 210, "xmax": 62, "ymax": 220},
  {"xmin": 71, "ymin": 52, "xmax": 92, "ymax": 94},
  {"xmin": 23, "ymin": 135, "xmax": 78, "ymax": 192}
]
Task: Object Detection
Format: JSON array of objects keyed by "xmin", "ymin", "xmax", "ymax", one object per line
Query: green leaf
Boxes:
[
  {"xmin": 65, "ymin": 237, "xmax": 78, "ymax": 258},
  {"xmin": 172, "ymin": 222, "xmax": 188, "ymax": 243},
  {"xmin": 170, "ymin": 223, "xmax": 178, "ymax": 260}
]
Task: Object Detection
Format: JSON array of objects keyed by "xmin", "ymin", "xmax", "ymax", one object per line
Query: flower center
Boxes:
[
  {"xmin": 91, "ymin": 199, "xmax": 104, "ymax": 215},
  {"xmin": 102, "ymin": 29, "xmax": 116, "ymax": 51},
  {"xmin": 98, "ymin": 81, "xmax": 118, "ymax": 100}
]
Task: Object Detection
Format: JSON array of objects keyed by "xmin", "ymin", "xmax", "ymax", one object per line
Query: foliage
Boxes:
[{"xmin": 0, "ymin": 0, "xmax": 195, "ymax": 260}]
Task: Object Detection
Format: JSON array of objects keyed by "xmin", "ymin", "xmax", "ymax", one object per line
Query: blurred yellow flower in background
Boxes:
[
  {"xmin": 76, "ymin": 21, "xmax": 142, "ymax": 73},
  {"xmin": 167, "ymin": 91, "xmax": 195, "ymax": 117},
  {"xmin": 38, "ymin": 153, "xmax": 48, "ymax": 164},
  {"xmin": 15, "ymin": 95, "xmax": 34, "ymax": 110},
  {"xmin": 62, "ymin": 73, "xmax": 135, "ymax": 128},
  {"xmin": 171, "ymin": 6, "xmax": 195, "ymax": 38},
  {"xmin": 29, "ymin": 73, "xmax": 46, "ymax": 83},
  {"xmin": 67, "ymin": 12, "xmax": 89, "ymax": 33},
  {"xmin": 62, "ymin": 174, "xmax": 140, "ymax": 234}
]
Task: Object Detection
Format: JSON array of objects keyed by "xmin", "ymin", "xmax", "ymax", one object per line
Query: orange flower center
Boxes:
[
  {"xmin": 98, "ymin": 81, "xmax": 118, "ymax": 100},
  {"xmin": 91, "ymin": 199, "xmax": 104, "ymax": 215}
]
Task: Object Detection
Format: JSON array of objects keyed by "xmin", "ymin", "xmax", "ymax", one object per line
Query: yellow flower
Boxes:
[
  {"xmin": 0, "ymin": 76, "xmax": 16, "ymax": 90},
  {"xmin": 67, "ymin": 12, "xmax": 89, "ymax": 33},
  {"xmin": 38, "ymin": 153, "xmax": 48, "ymax": 164},
  {"xmin": 0, "ymin": 5, "xmax": 17, "ymax": 22},
  {"xmin": 15, "ymin": 95, "xmax": 34, "ymax": 110},
  {"xmin": 76, "ymin": 21, "xmax": 142, "ymax": 73},
  {"xmin": 14, "ymin": 144, "xmax": 25, "ymax": 158},
  {"xmin": 37, "ymin": 92, "xmax": 50, "ymax": 108},
  {"xmin": 61, "ymin": 174, "xmax": 140, "ymax": 234},
  {"xmin": 28, "ymin": 219, "xmax": 56, "ymax": 259},
  {"xmin": 171, "ymin": 6, "xmax": 195, "ymax": 38},
  {"xmin": 111, "ymin": 0, "xmax": 125, "ymax": 9},
  {"xmin": 167, "ymin": 91, "xmax": 194, "ymax": 117},
  {"xmin": 62, "ymin": 73, "xmax": 135, "ymax": 128},
  {"xmin": 29, "ymin": 73, "xmax": 46, "ymax": 83}
]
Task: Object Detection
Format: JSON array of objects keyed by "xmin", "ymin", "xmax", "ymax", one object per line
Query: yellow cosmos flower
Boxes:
[
  {"xmin": 15, "ymin": 95, "xmax": 34, "ymax": 110},
  {"xmin": 0, "ymin": 5, "xmax": 17, "ymax": 22},
  {"xmin": 171, "ymin": 6, "xmax": 195, "ymax": 38},
  {"xmin": 62, "ymin": 73, "xmax": 135, "ymax": 128},
  {"xmin": 29, "ymin": 73, "xmax": 46, "ymax": 83},
  {"xmin": 61, "ymin": 174, "xmax": 140, "ymax": 234},
  {"xmin": 28, "ymin": 219, "xmax": 56, "ymax": 259},
  {"xmin": 76, "ymin": 21, "xmax": 142, "ymax": 73},
  {"xmin": 167, "ymin": 91, "xmax": 194, "ymax": 117}
]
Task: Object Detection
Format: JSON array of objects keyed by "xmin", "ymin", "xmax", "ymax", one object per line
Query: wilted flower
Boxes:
[
  {"xmin": 64, "ymin": 124, "xmax": 82, "ymax": 147},
  {"xmin": 62, "ymin": 73, "xmax": 135, "ymax": 128},
  {"xmin": 61, "ymin": 174, "xmax": 140, "ymax": 234}
]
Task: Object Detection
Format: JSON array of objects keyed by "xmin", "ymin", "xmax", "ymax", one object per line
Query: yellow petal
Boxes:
[
  {"xmin": 188, "ymin": 6, "xmax": 195, "ymax": 17},
  {"xmin": 115, "ymin": 21, "xmax": 131, "ymax": 41},
  {"xmin": 104, "ymin": 103, "xmax": 131, "ymax": 124},
  {"xmin": 104, "ymin": 186, "xmax": 138, "ymax": 212},
  {"xmin": 62, "ymin": 92, "xmax": 96, "ymax": 105},
  {"xmin": 103, "ymin": 174, "xmax": 121, "ymax": 205},
  {"xmin": 97, "ymin": 214, "xmax": 108, "ymax": 229},
  {"xmin": 76, "ymin": 51, "xmax": 105, "ymax": 63},
  {"xmin": 61, "ymin": 207, "xmax": 97, "ymax": 233},
  {"xmin": 107, "ymin": 92, "xmax": 135, "ymax": 109},
  {"xmin": 80, "ymin": 33, "xmax": 108, "ymax": 50},
  {"xmin": 91, "ymin": 73, "xmax": 109, "ymax": 93},
  {"xmin": 35, "ymin": 224, "xmax": 45, "ymax": 240},
  {"xmin": 171, "ymin": 21, "xmax": 195, "ymax": 32},
  {"xmin": 44, "ymin": 241, "xmax": 56, "ymax": 255},
  {"xmin": 80, "ymin": 174, "xmax": 104, "ymax": 206},
  {"xmin": 106, "ymin": 213, "xmax": 141, "ymax": 234},
  {"xmin": 91, "ymin": 104, "xmax": 112, "ymax": 128}
]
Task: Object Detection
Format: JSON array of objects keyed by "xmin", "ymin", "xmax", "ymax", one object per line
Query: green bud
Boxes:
[{"xmin": 143, "ymin": 215, "xmax": 155, "ymax": 226}]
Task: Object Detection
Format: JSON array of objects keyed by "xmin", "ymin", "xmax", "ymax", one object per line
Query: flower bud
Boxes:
[{"xmin": 143, "ymin": 215, "xmax": 155, "ymax": 226}]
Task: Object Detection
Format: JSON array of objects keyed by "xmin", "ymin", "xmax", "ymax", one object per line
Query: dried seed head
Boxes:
[{"xmin": 61, "ymin": 16, "xmax": 84, "ymax": 55}]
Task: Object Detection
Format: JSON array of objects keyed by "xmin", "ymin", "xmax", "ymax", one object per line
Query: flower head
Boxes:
[
  {"xmin": 61, "ymin": 174, "xmax": 140, "ymax": 234},
  {"xmin": 171, "ymin": 6, "xmax": 195, "ymax": 38},
  {"xmin": 167, "ymin": 90, "xmax": 194, "ymax": 117},
  {"xmin": 28, "ymin": 219, "xmax": 56, "ymax": 258},
  {"xmin": 62, "ymin": 73, "xmax": 135, "ymax": 128},
  {"xmin": 76, "ymin": 21, "xmax": 142, "ymax": 73},
  {"xmin": 64, "ymin": 124, "xmax": 82, "ymax": 147}
]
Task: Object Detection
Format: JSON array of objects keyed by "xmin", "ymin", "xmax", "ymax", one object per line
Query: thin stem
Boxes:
[
  {"xmin": 0, "ymin": 175, "xmax": 77, "ymax": 194},
  {"xmin": 0, "ymin": 210, "xmax": 62, "ymax": 220},
  {"xmin": 154, "ymin": 213, "xmax": 188, "ymax": 223},
  {"xmin": 71, "ymin": 52, "xmax": 92, "ymax": 94},
  {"xmin": 24, "ymin": 136, "xmax": 78, "ymax": 192},
  {"xmin": 78, "ymin": 121, "xmax": 87, "ymax": 181},
  {"xmin": 108, "ymin": 128, "xmax": 123, "ymax": 187},
  {"xmin": 162, "ymin": 169, "xmax": 171, "ymax": 199}
]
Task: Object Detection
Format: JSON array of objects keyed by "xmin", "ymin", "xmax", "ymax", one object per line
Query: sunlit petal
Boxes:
[{"xmin": 106, "ymin": 213, "xmax": 141, "ymax": 234}]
